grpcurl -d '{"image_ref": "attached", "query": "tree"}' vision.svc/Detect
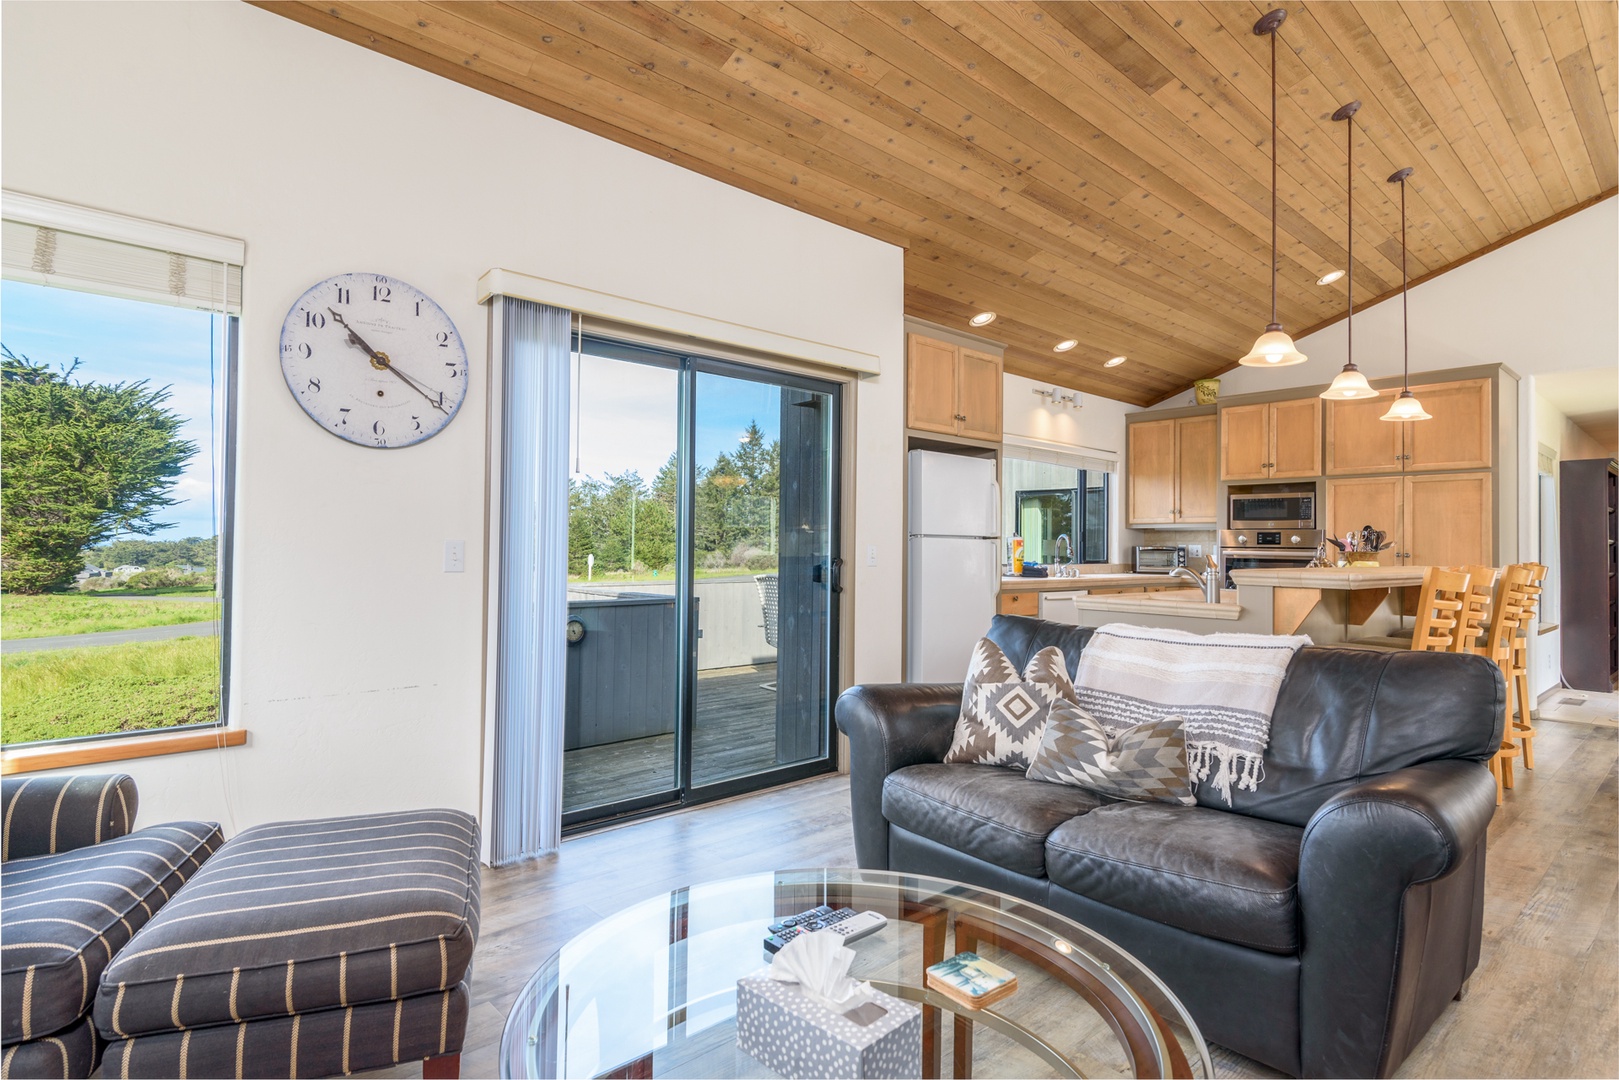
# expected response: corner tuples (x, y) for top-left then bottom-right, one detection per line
(1, 346), (197, 593)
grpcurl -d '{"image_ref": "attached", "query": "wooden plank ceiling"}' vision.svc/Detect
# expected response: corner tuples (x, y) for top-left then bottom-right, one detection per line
(260, 1), (1618, 406)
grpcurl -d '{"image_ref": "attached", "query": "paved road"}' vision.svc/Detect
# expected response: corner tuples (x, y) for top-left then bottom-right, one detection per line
(3, 620), (220, 654)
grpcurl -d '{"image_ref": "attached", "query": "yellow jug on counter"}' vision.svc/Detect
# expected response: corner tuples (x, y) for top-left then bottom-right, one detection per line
(1011, 537), (1024, 575)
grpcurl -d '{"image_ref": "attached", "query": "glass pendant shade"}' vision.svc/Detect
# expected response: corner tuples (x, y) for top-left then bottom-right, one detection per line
(1321, 364), (1375, 399)
(1381, 390), (1432, 421)
(1238, 325), (1307, 367)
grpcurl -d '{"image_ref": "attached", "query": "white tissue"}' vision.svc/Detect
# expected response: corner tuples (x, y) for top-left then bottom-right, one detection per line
(768, 929), (874, 1012)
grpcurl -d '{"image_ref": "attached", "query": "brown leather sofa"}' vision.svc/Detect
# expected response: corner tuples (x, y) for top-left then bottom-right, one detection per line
(835, 615), (1504, 1078)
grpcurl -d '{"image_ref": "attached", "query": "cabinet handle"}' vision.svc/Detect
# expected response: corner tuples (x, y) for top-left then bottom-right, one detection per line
(954, 413), (967, 421)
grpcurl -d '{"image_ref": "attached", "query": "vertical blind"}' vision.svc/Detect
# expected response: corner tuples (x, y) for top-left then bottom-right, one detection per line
(490, 298), (573, 864)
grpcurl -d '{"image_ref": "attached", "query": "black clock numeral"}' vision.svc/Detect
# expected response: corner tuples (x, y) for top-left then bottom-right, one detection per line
(305, 311), (326, 328)
(373, 285), (391, 302)
(414, 301), (422, 316)
(306, 377), (321, 394)
(436, 332), (451, 347)
(335, 287), (351, 304)
(445, 362), (459, 377)
(411, 416), (422, 432)
(297, 343), (313, 359)
(372, 420), (386, 436)
(432, 391), (445, 409)
(374, 437), (388, 447)
(338, 408), (351, 425)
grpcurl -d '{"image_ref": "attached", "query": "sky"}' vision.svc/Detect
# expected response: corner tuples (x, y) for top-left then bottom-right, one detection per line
(574, 351), (785, 484)
(2, 280), (221, 540)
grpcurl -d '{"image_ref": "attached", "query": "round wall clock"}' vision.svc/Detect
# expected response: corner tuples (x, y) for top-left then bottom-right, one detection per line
(279, 272), (469, 448)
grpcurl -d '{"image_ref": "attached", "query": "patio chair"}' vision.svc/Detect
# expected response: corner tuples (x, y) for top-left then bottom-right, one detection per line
(755, 573), (778, 692)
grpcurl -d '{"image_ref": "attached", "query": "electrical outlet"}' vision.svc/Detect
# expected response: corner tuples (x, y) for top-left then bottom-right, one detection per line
(867, 544), (878, 567)
(1188, 544), (1203, 558)
(444, 540), (465, 573)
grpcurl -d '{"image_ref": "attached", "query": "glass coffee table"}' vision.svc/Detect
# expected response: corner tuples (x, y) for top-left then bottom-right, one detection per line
(500, 868), (1210, 1079)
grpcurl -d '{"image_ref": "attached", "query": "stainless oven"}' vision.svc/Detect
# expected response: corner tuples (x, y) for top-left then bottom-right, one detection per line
(1219, 529), (1322, 588)
(1229, 488), (1316, 530)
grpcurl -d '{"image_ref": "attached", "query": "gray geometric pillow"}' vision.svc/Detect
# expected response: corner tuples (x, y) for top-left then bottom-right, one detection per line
(1026, 701), (1196, 805)
(944, 638), (1076, 770)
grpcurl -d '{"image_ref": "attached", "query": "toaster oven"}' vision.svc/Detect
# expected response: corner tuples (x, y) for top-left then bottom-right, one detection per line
(1132, 546), (1187, 573)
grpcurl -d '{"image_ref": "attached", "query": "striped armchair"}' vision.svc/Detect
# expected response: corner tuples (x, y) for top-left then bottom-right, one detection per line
(0, 775), (222, 1080)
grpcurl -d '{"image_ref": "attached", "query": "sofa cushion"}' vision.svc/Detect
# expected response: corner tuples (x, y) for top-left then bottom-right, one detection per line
(101, 984), (467, 1080)
(0, 822), (220, 1045)
(95, 809), (481, 1040)
(883, 764), (1104, 878)
(0, 1013), (99, 1080)
(1045, 802), (1302, 954)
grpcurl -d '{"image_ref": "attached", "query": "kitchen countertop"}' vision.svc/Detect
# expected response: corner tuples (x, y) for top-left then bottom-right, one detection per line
(1228, 566), (1427, 589)
(1001, 573), (1198, 591)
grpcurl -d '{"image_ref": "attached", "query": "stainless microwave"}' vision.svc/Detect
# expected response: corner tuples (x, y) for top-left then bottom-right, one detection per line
(1229, 491), (1315, 529)
(1133, 546), (1187, 573)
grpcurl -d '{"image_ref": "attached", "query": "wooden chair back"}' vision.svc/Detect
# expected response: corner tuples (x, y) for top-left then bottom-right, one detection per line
(1483, 564), (1533, 665)
(1513, 562), (1547, 640)
(1450, 565), (1498, 655)
(1409, 566), (1471, 652)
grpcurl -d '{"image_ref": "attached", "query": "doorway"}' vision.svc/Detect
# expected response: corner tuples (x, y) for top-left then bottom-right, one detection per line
(562, 337), (841, 829)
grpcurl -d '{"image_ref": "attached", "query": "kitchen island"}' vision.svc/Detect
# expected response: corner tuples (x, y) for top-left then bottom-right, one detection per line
(1054, 565), (1425, 642)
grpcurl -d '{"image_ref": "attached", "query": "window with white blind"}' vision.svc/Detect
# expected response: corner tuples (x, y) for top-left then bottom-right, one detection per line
(0, 193), (241, 749)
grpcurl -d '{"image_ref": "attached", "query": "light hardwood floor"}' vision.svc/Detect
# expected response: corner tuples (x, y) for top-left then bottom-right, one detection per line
(365, 712), (1617, 1080)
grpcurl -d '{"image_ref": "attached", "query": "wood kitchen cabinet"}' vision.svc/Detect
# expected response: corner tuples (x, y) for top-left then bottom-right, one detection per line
(1325, 378), (1491, 475)
(906, 334), (1002, 440)
(997, 589), (1040, 616)
(1220, 399), (1322, 480)
(1324, 471), (1492, 567)
(1128, 414), (1217, 526)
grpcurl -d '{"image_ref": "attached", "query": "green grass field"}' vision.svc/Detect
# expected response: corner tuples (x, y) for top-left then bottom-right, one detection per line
(1, 636), (219, 744)
(0, 592), (220, 639)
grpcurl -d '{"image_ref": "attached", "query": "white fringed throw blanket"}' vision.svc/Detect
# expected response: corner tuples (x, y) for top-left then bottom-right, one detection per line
(1072, 623), (1311, 804)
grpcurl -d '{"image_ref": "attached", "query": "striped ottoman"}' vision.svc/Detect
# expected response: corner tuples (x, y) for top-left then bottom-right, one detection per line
(92, 809), (481, 1079)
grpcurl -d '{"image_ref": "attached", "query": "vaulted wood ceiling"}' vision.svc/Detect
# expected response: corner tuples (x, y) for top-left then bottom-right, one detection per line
(260, 1), (1617, 406)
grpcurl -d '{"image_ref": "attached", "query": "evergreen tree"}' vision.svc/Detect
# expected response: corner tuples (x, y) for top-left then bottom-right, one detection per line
(1, 347), (198, 593)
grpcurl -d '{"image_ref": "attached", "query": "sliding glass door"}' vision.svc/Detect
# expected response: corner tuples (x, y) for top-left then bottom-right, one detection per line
(563, 339), (840, 828)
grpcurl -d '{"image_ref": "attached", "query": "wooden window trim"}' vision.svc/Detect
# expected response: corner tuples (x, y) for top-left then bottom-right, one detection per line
(1, 728), (247, 776)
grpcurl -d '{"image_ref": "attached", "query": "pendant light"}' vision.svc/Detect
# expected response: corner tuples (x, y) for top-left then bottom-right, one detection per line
(1239, 9), (1306, 368)
(1321, 101), (1376, 400)
(1381, 167), (1432, 421)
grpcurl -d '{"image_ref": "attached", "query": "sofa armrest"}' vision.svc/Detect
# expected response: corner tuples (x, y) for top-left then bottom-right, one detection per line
(1, 774), (138, 861)
(1297, 758), (1496, 1077)
(834, 683), (962, 870)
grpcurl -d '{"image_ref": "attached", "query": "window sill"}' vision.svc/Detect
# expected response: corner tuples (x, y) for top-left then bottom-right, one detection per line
(0, 728), (247, 776)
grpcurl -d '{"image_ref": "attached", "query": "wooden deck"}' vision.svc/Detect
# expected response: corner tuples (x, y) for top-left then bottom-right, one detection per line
(564, 663), (817, 813)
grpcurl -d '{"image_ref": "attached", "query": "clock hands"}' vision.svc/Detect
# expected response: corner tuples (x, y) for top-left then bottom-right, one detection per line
(327, 307), (449, 415)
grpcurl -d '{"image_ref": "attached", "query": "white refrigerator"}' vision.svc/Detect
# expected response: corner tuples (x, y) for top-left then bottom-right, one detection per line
(907, 449), (1001, 682)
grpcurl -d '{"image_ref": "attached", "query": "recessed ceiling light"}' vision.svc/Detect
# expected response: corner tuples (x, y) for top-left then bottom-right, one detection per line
(1317, 270), (1345, 285)
(1104, 356), (1127, 367)
(968, 311), (996, 327)
(1053, 339), (1078, 352)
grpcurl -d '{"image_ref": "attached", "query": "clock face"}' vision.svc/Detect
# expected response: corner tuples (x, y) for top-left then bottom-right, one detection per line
(279, 272), (469, 448)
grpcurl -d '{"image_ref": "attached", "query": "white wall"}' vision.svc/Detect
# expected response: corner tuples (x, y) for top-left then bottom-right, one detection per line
(1, 1), (904, 833)
(1002, 373), (1139, 563)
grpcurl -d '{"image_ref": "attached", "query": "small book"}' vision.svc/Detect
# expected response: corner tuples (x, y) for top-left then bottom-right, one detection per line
(925, 951), (1017, 1010)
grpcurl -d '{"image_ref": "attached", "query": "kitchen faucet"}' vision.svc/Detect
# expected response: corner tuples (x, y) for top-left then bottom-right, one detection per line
(1168, 554), (1223, 604)
(1054, 533), (1072, 565)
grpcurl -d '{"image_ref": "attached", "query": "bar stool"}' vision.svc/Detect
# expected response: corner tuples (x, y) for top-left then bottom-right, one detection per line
(1480, 565), (1532, 804)
(1451, 565), (1498, 655)
(1353, 566), (1470, 651)
(1508, 563), (1547, 768)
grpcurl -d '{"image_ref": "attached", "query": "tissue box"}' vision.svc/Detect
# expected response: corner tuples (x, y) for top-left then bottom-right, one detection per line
(735, 971), (922, 1079)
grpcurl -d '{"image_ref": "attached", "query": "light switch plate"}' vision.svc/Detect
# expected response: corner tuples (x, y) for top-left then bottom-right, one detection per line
(444, 540), (465, 573)
(867, 544), (878, 567)
(1188, 544), (1203, 558)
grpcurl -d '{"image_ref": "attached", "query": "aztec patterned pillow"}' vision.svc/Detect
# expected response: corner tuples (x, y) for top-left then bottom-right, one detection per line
(1026, 700), (1196, 805)
(944, 638), (1077, 769)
